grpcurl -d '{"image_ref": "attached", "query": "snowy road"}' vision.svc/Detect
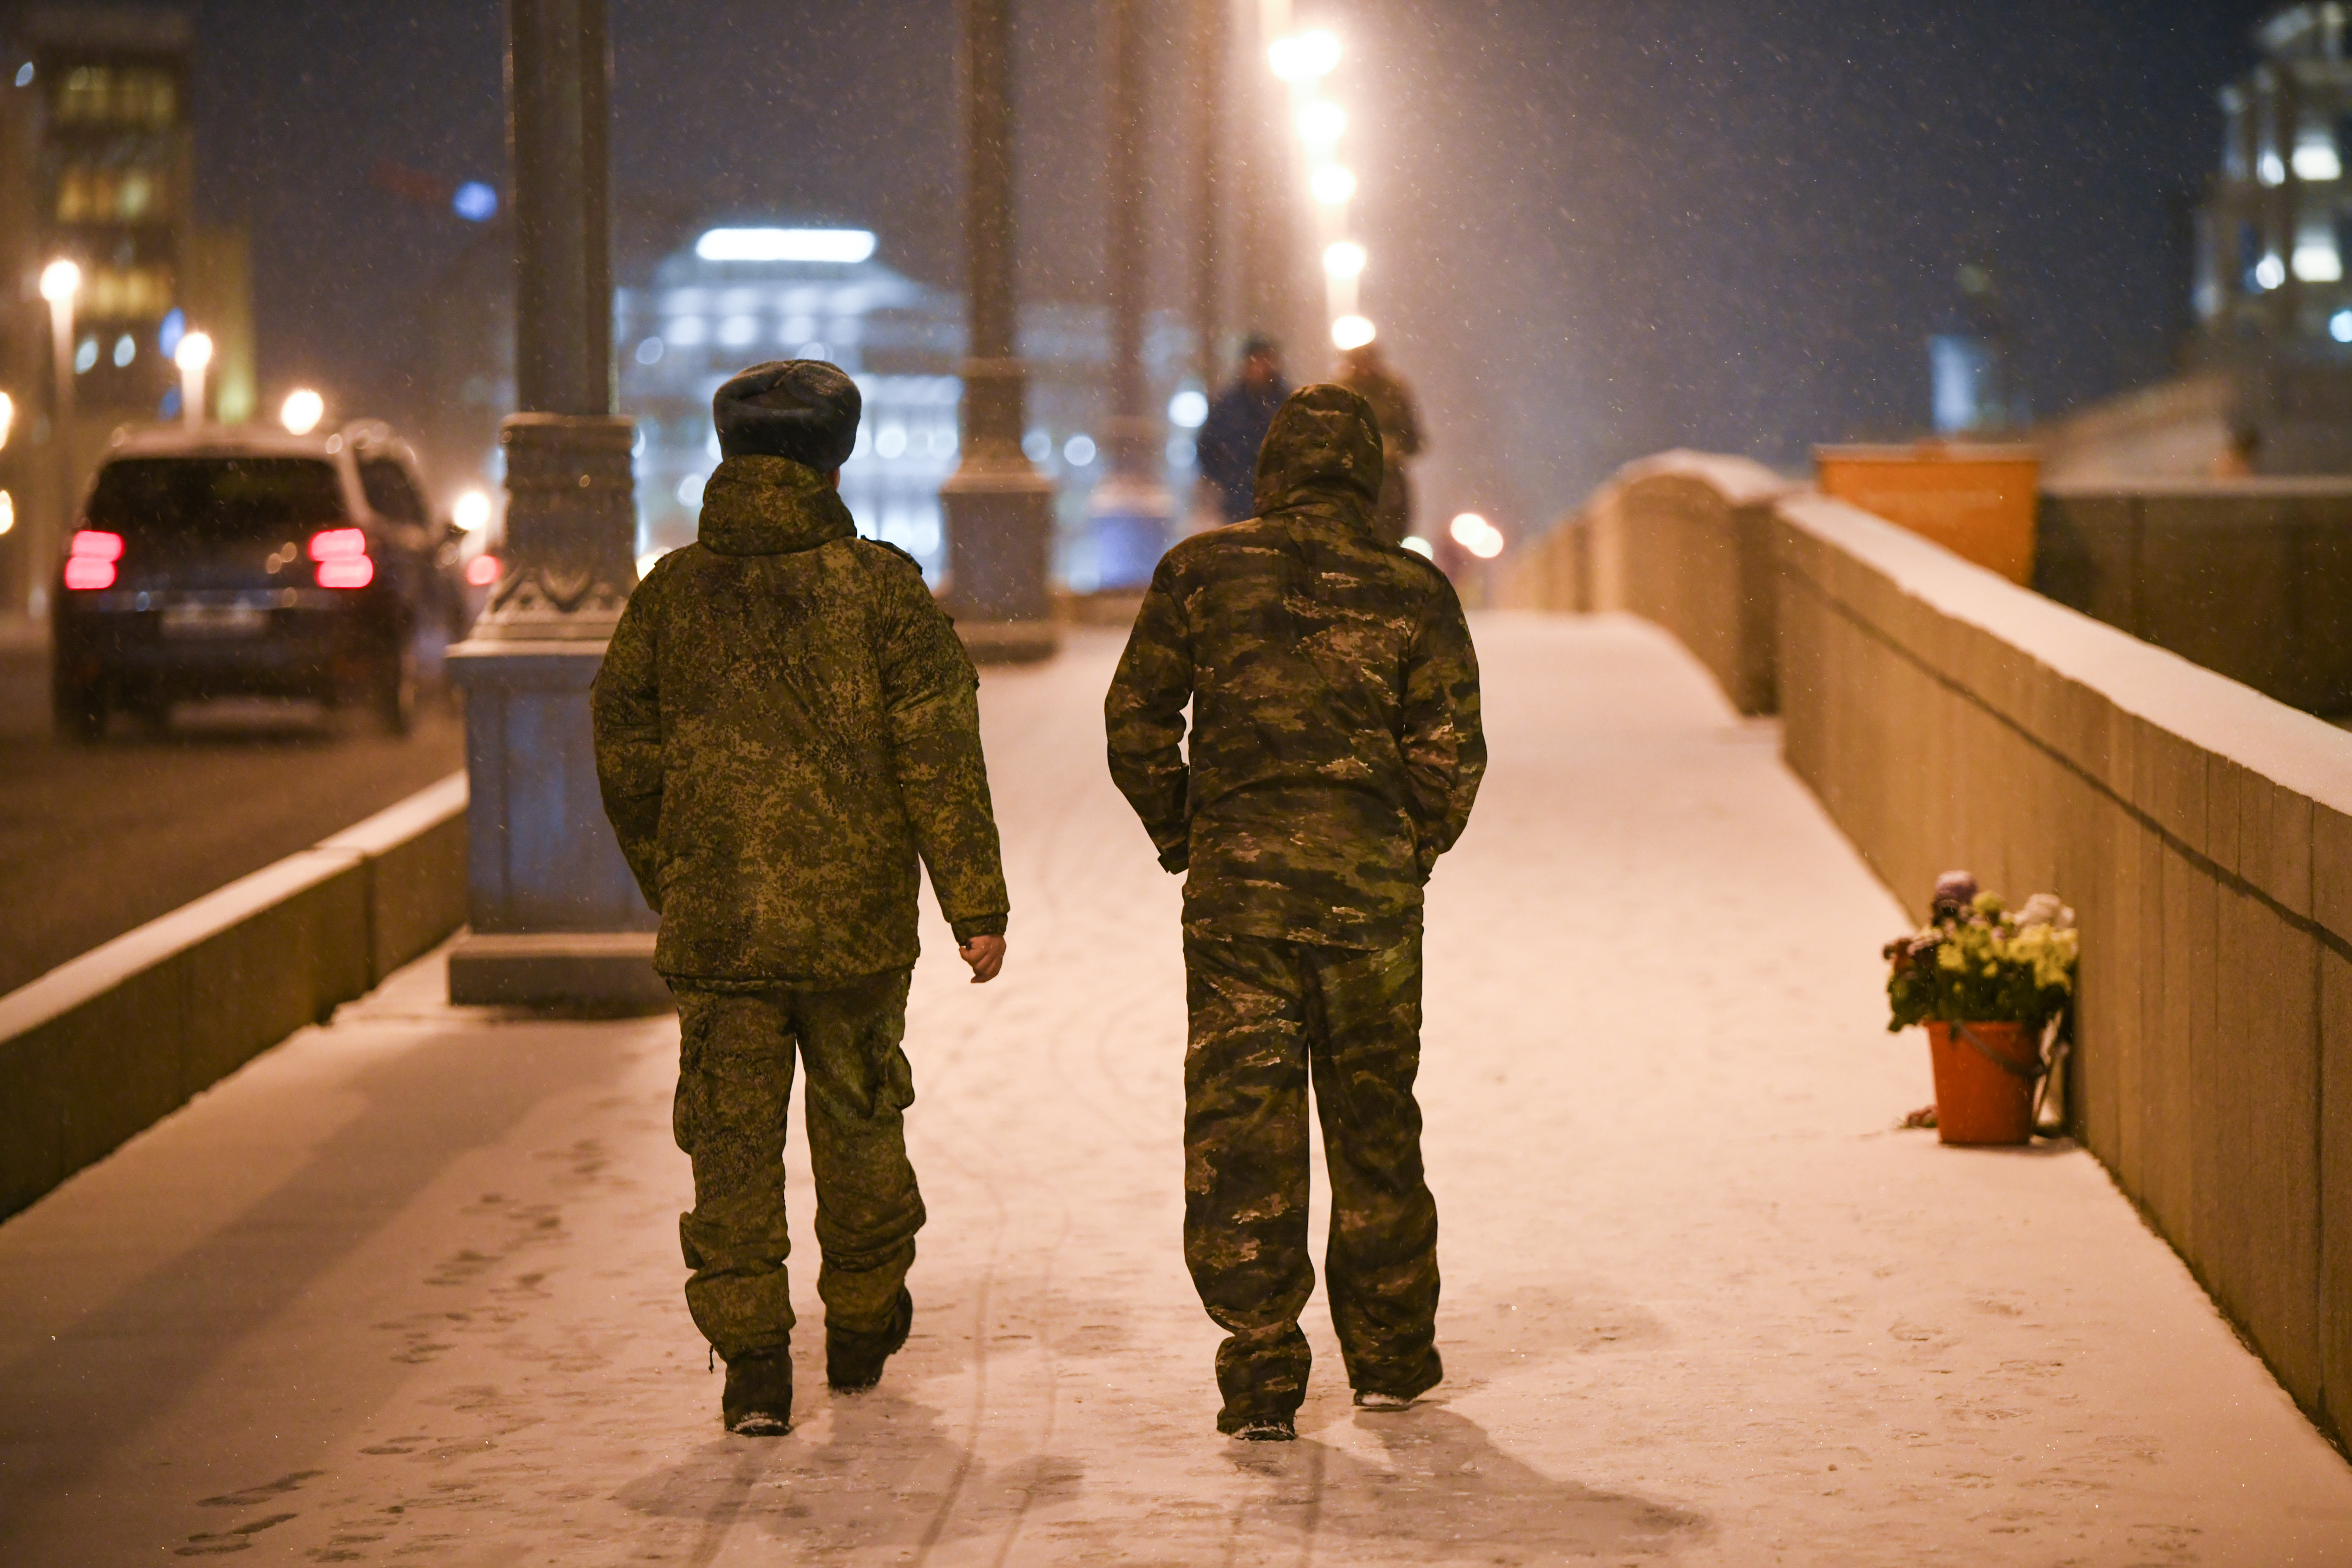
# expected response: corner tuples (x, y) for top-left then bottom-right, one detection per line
(3, 615), (2348, 1566)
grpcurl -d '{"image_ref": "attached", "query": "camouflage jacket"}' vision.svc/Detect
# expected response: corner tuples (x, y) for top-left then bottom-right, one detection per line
(592, 456), (1008, 985)
(1104, 385), (1485, 948)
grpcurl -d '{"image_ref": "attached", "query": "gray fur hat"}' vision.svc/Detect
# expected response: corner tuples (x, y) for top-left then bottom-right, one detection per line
(713, 359), (862, 470)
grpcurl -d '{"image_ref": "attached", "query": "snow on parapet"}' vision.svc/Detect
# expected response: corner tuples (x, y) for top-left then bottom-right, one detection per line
(1609, 450), (1795, 509)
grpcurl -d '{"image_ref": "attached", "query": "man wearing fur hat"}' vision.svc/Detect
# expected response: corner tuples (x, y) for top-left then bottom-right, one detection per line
(592, 359), (1010, 1437)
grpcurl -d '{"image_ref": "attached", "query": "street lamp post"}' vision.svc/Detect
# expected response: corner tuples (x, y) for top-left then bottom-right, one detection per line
(445, 0), (662, 1009)
(174, 331), (212, 429)
(38, 260), (81, 618)
(940, 0), (1058, 661)
(1087, 0), (1174, 588)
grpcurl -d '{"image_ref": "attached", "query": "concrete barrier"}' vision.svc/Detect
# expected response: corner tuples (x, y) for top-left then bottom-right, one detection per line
(1559, 450), (2352, 1448)
(1504, 451), (1790, 713)
(1776, 492), (2352, 1446)
(0, 773), (468, 1220)
(2037, 478), (2352, 718)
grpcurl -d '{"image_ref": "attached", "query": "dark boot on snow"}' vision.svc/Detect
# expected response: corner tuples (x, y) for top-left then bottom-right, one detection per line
(722, 1348), (794, 1436)
(827, 1287), (913, 1392)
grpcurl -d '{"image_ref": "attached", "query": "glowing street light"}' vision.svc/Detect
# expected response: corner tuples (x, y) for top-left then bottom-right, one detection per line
(175, 330), (213, 429)
(1310, 165), (1357, 206)
(1331, 314), (1377, 350)
(0, 390), (12, 451)
(1450, 511), (1506, 559)
(1298, 100), (1347, 148)
(1323, 241), (1367, 279)
(1268, 29), (1341, 83)
(280, 387), (325, 435)
(452, 488), (493, 533)
(39, 259), (81, 306)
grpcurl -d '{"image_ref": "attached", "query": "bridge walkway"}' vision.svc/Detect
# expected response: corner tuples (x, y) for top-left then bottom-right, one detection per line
(2, 616), (2347, 1565)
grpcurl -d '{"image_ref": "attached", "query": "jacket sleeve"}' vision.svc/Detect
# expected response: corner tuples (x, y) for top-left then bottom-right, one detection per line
(1398, 577), (1485, 877)
(590, 583), (666, 912)
(873, 558), (1010, 944)
(1104, 560), (1195, 872)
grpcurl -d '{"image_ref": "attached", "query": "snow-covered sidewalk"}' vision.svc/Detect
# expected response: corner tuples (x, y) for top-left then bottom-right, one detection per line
(3, 614), (2347, 1566)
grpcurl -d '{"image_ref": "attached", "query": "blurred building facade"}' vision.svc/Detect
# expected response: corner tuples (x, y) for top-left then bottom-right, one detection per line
(424, 221), (1198, 590)
(0, 3), (253, 615)
(2045, 2), (2352, 479)
(2174, 2), (2352, 472)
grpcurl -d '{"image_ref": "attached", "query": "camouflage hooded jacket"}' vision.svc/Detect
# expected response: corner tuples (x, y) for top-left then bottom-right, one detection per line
(1104, 384), (1485, 948)
(592, 456), (1008, 985)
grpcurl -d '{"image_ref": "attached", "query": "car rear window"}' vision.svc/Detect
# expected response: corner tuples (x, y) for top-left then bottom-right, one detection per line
(86, 457), (346, 544)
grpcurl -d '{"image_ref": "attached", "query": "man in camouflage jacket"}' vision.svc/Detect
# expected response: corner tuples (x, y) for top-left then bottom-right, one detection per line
(593, 360), (1010, 1437)
(1104, 383), (1485, 1439)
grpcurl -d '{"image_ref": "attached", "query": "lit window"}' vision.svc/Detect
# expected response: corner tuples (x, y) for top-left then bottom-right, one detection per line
(2261, 151), (2288, 186)
(2297, 143), (2343, 181)
(666, 316), (708, 347)
(2256, 253), (2287, 290)
(718, 314), (759, 348)
(74, 336), (97, 373)
(876, 423), (908, 459)
(1022, 430), (1052, 463)
(2295, 238), (2343, 282)
(1064, 434), (1097, 466)
(112, 333), (133, 366)
(2331, 310), (2352, 343)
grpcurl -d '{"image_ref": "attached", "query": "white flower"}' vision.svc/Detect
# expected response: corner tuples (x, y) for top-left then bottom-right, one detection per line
(2016, 892), (2074, 931)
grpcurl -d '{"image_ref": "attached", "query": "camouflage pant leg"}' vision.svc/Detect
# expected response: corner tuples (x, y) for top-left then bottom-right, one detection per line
(1182, 931), (1441, 1429)
(1307, 937), (1442, 1400)
(673, 988), (799, 1360)
(790, 969), (927, 1336)
(671, 971), (924, 1359)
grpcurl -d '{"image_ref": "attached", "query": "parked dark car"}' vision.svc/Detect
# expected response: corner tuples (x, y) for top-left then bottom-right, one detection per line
(51, 422), (463, 740)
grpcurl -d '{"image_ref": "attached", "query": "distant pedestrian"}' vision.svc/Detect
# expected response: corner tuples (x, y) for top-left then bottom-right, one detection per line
(1105, 383), (1486, 1441)
(1196, 333), (1292, 524)
(592, 360), (1011, 1437)
(1338, 339), (1425, 547)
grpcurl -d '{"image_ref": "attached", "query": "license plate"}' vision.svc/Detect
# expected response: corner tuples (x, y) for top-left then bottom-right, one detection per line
(161, 602), (269, 637)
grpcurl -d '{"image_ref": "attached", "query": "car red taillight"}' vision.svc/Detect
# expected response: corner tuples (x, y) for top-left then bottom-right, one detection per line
(465, 553), (500, 587)
(309, 527), (375, 590)
(64, 530), (123, 591)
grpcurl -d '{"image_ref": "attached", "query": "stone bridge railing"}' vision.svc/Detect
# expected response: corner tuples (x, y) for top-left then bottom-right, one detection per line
(1508, 453), (2352, 1452)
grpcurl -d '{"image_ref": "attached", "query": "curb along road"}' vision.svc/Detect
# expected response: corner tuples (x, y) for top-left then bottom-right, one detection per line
(0, 772), (469, 1220)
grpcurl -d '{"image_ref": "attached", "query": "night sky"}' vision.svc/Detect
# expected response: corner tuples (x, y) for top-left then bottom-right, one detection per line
(178, 0), (2277, 536)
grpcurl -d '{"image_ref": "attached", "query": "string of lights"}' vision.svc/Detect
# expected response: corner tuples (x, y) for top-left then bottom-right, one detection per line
(1263, 11), (1372, 352)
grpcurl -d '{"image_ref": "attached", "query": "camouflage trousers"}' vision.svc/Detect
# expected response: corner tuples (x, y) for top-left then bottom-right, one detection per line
(1181, 931), (1442, 1432)
(671, 971), (925, 1362)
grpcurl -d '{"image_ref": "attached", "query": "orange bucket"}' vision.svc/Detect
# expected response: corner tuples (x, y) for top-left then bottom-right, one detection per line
(1926, 1022), (2040, 1145)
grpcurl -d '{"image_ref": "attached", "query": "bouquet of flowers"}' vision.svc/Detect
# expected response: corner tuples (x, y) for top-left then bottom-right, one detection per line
(1883, 871), (2077, 1033)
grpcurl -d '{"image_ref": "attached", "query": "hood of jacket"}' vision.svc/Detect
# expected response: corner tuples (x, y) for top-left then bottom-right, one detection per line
(696, 455), (858, 556)
(1250, 383), (1385, 524)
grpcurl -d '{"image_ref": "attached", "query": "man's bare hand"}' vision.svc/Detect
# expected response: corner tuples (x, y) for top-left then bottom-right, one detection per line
(958, 935), (1006, 984)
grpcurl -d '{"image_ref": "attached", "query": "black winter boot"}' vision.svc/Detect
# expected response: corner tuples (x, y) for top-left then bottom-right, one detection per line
(827, 1287), (913, 1392)
(722, 1348), (794, 1435)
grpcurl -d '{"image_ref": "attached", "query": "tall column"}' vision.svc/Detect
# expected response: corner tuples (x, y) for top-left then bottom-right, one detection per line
(1087, 0), (1173, 587)
(1192, 0), (1225, 386)
(1188, 0), (1228, 533)
(941, 0), (1060, 661)
(445, 0), (664, 1009)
